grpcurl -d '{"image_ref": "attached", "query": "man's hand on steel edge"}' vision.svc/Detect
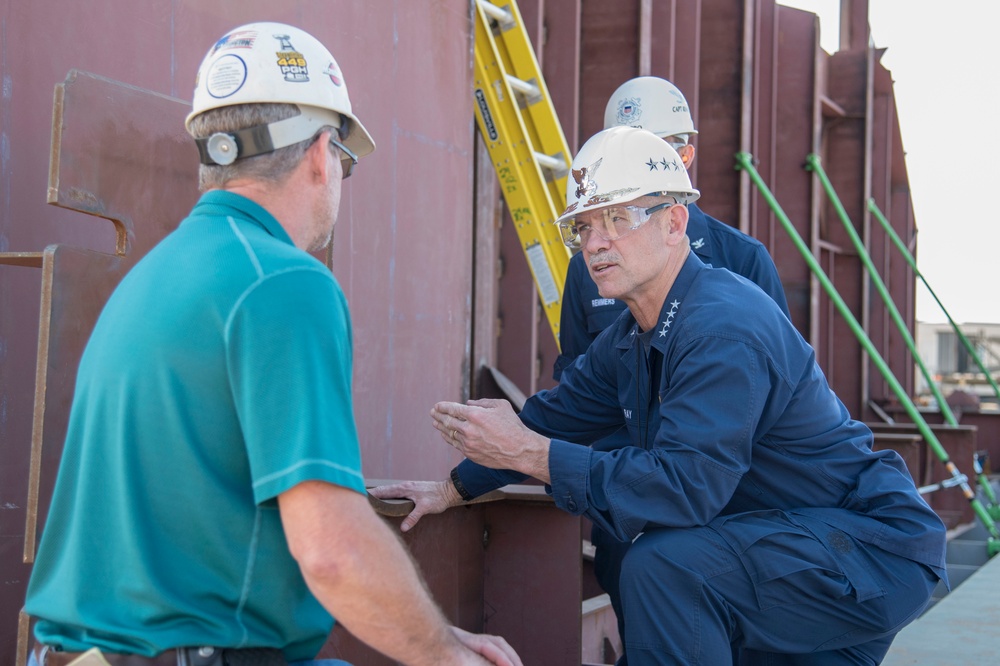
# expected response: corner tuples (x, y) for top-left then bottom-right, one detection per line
(452, 626), (523, 666)
(368, 480), (463, 532)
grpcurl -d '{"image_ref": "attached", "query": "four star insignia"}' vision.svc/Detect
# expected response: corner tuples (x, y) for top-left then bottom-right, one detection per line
(658, 299), (681, 337)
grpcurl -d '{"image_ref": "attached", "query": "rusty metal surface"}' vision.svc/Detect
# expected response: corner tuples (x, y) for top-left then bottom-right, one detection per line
(868, 61), (916, 406)
(22, 246), (123, 564)
(19, 71), (196, 567)
(484, 499), (582, 663)
(331, 486), (577, 665)
(770, 6), (821, 333)
(322, 503), (490, 665)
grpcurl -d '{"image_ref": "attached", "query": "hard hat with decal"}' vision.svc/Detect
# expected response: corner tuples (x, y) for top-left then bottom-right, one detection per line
(556, 126), (700, 229)
(187, 22), (375, 165)
(603, 76), (697, 139)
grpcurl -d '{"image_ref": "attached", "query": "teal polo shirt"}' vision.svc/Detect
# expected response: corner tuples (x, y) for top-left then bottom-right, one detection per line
(25, 191), (365, 660)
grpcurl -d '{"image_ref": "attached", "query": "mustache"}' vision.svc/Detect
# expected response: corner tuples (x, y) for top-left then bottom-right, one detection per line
(588, 252), (620, 266)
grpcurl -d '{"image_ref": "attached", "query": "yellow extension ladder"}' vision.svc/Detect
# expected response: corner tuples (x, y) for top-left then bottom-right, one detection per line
(473, 0), (573, 346)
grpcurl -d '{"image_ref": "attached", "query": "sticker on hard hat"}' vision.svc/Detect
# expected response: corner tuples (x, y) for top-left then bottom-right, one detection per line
(323, 61), (343, 87)
(273, 34), (309, 82)
(616, 97), (642, 125)
(210, 30), (259, 56)
(206, 54), (248, 99)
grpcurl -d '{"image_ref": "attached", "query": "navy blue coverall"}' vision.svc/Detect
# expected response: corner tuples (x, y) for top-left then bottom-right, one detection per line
(551, 202), (794, 650)
(455, 253), (946, 664)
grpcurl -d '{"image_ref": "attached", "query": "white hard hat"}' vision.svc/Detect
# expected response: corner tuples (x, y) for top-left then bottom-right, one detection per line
(556, 126), (700, 228)
(603, 76), (697, 139)
(187, 22), (375, 165)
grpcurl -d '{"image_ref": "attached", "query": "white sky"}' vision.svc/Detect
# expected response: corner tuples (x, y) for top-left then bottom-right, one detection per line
(777, 0), (1000, 325)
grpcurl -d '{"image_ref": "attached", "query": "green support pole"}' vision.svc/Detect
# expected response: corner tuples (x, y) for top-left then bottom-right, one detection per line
(868, 199), (1000, 402)
(734, 151), (1000, 554)
(805, 154), (958, 428)
(868, 198), (1000, 516)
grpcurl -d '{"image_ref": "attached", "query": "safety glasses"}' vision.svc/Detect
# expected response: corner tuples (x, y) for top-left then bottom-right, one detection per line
(558, 201), (676, 248)
(328, 136), (358, 179)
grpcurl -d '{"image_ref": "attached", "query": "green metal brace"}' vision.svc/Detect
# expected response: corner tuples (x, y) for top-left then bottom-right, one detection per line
(804, 155), (958, 426)
(868, 199), (1000, 518)
(734, 151), (1000, 556)
(807, 154), (1000, 521)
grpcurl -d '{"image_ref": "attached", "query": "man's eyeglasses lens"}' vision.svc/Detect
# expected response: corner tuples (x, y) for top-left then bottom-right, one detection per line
(559, 202), (672, 248)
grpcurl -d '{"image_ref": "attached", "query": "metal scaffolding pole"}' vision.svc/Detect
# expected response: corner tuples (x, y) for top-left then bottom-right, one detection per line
(735, 151), (1000, 553)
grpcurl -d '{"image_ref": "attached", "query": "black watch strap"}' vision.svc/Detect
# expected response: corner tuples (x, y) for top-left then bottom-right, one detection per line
(450, 467), (474, 501)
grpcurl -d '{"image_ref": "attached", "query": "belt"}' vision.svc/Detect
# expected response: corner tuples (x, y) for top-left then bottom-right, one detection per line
(33, 645), (286, 666)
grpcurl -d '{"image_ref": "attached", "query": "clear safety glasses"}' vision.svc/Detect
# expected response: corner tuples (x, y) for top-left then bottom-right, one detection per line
(329, 136), (358, 179)
(558, 201), (676, 249)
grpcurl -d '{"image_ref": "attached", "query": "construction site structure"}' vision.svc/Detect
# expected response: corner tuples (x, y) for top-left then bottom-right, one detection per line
(3, 1), (1000, 664)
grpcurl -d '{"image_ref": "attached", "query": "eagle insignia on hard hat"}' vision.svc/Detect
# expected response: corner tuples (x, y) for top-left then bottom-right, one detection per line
(616, 97), (642, 125)
(573, 158), (603, 199)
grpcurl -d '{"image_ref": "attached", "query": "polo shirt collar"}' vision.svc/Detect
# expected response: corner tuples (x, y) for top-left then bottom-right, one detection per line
(192, 190), (295, 247)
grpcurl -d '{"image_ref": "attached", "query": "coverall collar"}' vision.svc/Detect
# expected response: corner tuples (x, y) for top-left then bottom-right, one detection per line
(615, 252), (708, 377)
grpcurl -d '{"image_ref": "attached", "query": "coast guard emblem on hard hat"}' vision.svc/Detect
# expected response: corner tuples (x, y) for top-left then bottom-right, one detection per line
(273, 34), (309, 82)
(573, 158), (602, 198)
(616, 97), (642, 125)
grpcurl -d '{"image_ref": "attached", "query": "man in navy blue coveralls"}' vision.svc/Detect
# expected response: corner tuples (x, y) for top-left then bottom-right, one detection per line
(372, 126), (946, 665)
(554, 78), (793, 648)
(555, 76), (789, 380)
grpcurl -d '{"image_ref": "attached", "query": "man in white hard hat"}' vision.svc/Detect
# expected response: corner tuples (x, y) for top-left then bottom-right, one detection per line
(552, 77), (793, 647)
(372, 127), (945, 665)
(555, 76), (789, 381)
(24, 22), (520, 666)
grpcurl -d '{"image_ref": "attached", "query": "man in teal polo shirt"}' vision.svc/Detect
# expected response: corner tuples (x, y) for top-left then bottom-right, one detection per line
(24, 22), (520, 666)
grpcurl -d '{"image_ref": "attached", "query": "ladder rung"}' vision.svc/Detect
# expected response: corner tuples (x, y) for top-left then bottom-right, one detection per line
(506, 74), (539, 99)
(534, 152), (564, 172)
(478, 0), (514, 28)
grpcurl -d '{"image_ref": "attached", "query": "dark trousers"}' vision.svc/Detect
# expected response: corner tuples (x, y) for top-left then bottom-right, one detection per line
(593, 511), (939, 665)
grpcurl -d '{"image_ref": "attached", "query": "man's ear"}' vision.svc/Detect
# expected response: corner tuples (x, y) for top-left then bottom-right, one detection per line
(678, 144), (696, 170)
(307, 130), (334, 183)
(666, 203), (689, 245)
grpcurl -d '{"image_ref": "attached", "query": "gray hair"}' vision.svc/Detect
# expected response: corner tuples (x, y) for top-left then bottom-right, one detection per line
(188, 103), (333, 191)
